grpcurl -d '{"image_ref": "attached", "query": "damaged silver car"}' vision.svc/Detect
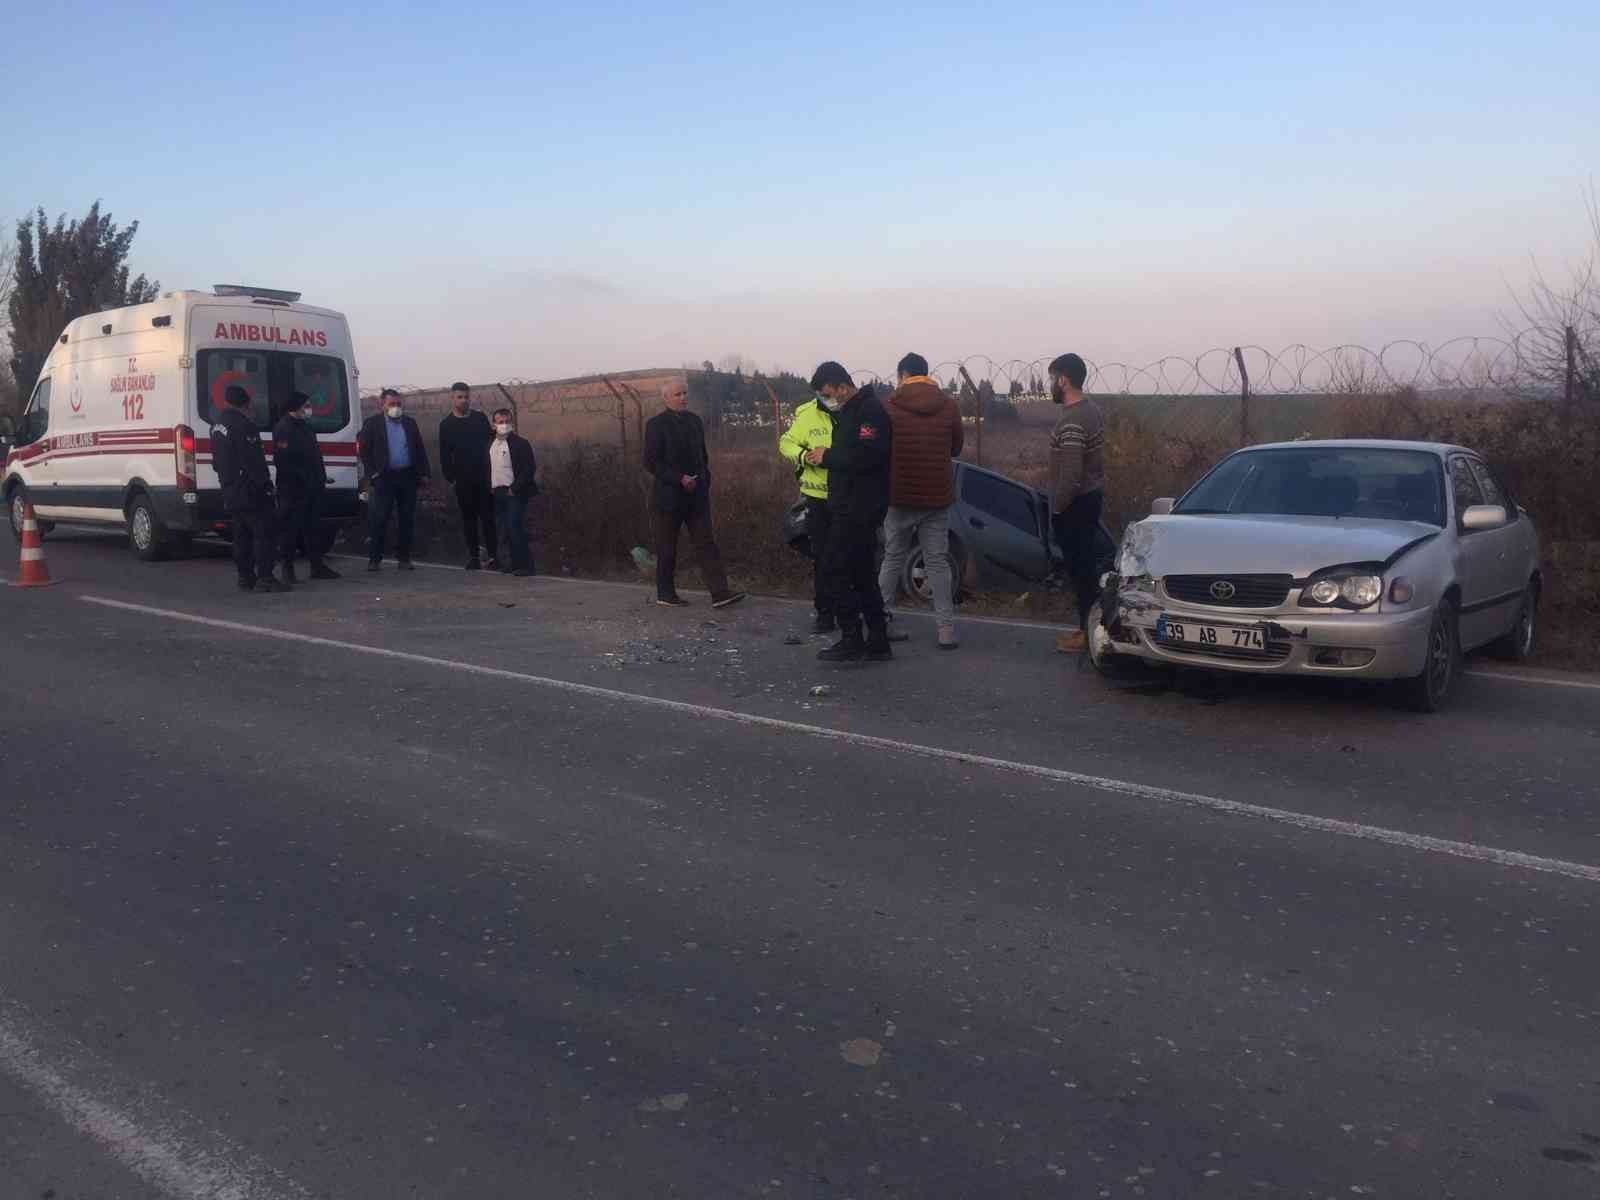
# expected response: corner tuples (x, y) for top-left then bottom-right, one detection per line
(1090, 440), (1540, 711)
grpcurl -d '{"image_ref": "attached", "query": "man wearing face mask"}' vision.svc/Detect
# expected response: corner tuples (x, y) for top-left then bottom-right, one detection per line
(358, 388), (431, 572)
(777, 384), (836, 632)
(438, 381), (498, 571)
(488, 408), (539, 576)
(272, 390), (340, 583)
(211, 384), (287, 592)
(804, 362), (893, 662)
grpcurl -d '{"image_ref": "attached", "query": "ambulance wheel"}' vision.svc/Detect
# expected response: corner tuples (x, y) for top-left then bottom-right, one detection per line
(7, 487), (28, 543)
(127, 493), (169, 562)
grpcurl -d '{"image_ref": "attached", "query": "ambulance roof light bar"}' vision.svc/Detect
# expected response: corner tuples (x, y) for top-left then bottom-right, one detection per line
(213, 284), (302, 303)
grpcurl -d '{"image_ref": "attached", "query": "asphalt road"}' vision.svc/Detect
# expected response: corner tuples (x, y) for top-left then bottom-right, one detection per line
(3, 529), (1599, 1199)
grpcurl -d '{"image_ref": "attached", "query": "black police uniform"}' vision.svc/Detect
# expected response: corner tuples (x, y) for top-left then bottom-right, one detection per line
(272, 413), (333, 576)
(210, 406), (279, 588)
(819, 385), (893, 653)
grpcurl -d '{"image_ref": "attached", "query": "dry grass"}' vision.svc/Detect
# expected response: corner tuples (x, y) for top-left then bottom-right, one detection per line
(387, 394), (1599, 668)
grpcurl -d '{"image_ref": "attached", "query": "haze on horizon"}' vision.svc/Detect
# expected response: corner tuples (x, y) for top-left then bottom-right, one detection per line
(4, 0), (1595, 389)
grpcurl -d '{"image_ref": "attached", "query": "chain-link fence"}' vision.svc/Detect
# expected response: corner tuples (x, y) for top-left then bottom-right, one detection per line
(363, 325), (1595, 468)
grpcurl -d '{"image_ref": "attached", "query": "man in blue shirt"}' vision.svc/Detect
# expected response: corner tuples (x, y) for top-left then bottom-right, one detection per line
(358, 388), (431, 571)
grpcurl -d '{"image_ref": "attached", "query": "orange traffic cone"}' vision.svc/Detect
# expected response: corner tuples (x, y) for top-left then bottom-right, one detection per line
(13, 500), (55, 587)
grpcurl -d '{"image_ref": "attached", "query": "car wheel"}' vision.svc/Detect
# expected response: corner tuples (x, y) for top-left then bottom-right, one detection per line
(1488, 583), (1537, 662)
(126, 493), (168, 562)
(902, 537), (967, 606)
(1398, 599), (1460, 713)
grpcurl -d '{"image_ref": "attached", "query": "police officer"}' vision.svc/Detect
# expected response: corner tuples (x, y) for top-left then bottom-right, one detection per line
(777, 382), (836, 633)
(273, 390), (340, 583)
(211, 384), (288, 593)
(804, 362), (893, 662)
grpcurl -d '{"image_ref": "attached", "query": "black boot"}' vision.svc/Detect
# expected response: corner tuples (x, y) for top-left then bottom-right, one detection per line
(817, 622), (866, 663)
(282, 563), (299, 586)
(309, 561), (341, 580)
(865, 625), (894, 662)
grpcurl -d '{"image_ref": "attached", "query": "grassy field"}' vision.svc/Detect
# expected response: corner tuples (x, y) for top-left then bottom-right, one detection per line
(368, 391), (1600, 669)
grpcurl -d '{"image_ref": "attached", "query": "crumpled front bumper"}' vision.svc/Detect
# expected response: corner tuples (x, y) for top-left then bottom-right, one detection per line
(1095, 575), (1432, 680)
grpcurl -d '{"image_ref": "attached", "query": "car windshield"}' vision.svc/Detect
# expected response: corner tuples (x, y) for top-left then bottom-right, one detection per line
(1175, 447), (1446, 526)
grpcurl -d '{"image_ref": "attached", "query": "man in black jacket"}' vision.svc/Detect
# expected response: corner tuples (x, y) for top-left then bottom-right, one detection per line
(272, 391), (340, 583)
(438, 381), (498, 570)
(640, 379), (746, 608)
(804, 362), (892, 661)
(358, 388), (431, 571)
(488, 408), (539, 576)
(211, 385), (288, 593)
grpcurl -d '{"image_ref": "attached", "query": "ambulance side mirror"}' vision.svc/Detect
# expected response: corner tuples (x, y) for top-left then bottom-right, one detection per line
(0, 415), (14, 448)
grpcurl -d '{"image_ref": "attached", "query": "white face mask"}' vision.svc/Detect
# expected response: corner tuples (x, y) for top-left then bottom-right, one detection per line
(293, 408), (311, 421)
(385, 405), (402, 419)
(494, 424), (511, 437)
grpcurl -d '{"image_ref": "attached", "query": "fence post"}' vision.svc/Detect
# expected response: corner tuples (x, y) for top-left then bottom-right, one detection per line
(621, 381), (645, 450)
(1565, 325), (1577, 421)
(957, 365), (983, 466)
(494, 383), (517, 426)
(1233, 346), (1251, 446)
(762, 379), (782, 430)
(599, 375), (629, 458)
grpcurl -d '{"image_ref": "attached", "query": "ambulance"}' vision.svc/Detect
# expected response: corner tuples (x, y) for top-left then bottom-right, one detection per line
(2, 285), (361, 560)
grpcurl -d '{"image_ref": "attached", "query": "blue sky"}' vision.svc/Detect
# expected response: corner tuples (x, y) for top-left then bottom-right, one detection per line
(3, 0), (1595, 386)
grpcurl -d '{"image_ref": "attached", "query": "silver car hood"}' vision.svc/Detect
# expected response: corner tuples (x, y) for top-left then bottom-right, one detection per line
(1118, 514), (1441, 579)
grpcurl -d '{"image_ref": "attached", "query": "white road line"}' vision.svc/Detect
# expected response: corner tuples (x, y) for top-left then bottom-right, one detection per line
(81, 593), (1600, 884)
(1464, 669), (1600, 692)
(0, 996), (307, 1200)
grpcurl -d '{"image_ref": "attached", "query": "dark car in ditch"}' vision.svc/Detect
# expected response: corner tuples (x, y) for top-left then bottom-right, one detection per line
(785, 459), (1116, 604)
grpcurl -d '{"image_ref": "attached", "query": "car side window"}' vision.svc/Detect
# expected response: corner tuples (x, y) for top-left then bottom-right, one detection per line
(1449, 456), (1483, 525)
(1469, 459), (1513, 517)
(960, 468), (1040, 536)
(19, 376), (51, 445)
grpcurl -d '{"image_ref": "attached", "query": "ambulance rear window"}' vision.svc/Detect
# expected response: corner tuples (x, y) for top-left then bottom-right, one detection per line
(197, 350), (350, 434)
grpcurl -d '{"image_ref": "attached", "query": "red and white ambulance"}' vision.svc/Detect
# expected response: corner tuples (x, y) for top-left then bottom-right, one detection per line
(2, 285), (361, 559)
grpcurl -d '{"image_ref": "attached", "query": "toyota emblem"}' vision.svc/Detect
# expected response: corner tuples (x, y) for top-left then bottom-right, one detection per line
(1209, 580), (1237, 601)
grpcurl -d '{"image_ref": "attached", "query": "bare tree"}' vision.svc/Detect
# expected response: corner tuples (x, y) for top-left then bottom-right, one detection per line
(1505, 182), (1599, 407)
(0, 238), (16, 417)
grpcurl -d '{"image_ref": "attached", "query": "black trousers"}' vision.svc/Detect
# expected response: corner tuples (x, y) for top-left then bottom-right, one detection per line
(455, 479), (497, 560)
(278, 488), (325, 567)
(1052, 488), (1104, 628)
(821, 509), (885, 632)
(232, 500), (278, 584)
(652, 503), (730, 600)
(368, 469), (419, 563)
(804, 497), (833, 615)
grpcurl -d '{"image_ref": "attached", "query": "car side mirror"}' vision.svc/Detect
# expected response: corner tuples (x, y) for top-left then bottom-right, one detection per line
(1461, 504), (1507, 530)
(1150, 497), (1175, 515)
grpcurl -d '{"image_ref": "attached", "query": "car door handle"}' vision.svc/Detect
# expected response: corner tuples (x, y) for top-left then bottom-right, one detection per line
(968, 517), (986, 529)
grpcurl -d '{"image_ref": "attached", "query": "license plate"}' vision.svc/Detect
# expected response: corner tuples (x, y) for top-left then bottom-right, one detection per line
(1156, 615), (1267, 652)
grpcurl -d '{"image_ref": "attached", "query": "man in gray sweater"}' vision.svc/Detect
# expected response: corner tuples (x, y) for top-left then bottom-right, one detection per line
(1047, 353), (1105, 654)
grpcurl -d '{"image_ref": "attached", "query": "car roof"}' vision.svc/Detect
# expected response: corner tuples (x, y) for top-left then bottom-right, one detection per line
(1238, 438), (1472, 457)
